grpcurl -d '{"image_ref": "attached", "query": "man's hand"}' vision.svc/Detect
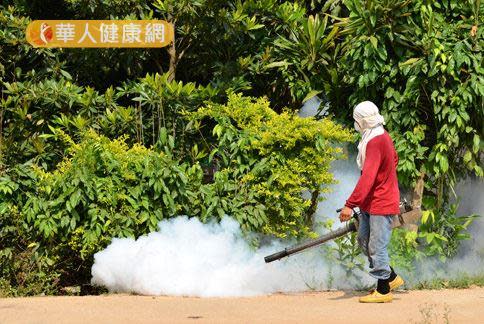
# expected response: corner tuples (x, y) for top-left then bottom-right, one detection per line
(339, 206), (353, 222)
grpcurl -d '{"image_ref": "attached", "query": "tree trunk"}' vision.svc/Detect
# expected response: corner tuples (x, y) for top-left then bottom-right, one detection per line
(412, 170), (425, 209)
(306, 189), (320, 228)
(167, 41), (177, 82)
(404, 170), (425, 232)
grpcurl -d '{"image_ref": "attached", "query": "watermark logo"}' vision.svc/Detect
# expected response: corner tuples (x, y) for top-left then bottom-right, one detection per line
(28, 22), (53, 45)
(26, 20), (174, 48)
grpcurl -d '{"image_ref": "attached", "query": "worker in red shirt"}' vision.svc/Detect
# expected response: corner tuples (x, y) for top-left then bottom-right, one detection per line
(339, 101), (404, 303)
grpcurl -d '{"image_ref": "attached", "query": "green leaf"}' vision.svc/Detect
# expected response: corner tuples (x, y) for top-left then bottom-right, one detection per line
(439, 155), (449, 173)
(421, 210), (433, 224)
(60, 69), (73, 80)
(425, 233), (435, 243)
(302, 90), (322, 103)
(399, 58), (421, 66)
(264, 61), (291, 69)
(473, 134), (480, 153)
(369, 36), (378, 49)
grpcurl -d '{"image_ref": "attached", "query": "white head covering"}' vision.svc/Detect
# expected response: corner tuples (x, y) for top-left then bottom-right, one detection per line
(353, 101), (385, 169)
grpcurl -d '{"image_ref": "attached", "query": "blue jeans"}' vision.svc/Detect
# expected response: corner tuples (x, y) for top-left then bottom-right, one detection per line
(357, 212), (394, 280)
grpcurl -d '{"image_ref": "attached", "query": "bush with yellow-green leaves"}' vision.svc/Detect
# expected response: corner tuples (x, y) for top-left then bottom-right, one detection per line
(191, 93), (352, 237)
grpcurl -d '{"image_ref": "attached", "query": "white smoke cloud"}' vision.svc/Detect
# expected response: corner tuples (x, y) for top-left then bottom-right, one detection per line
(446, 179), (484, 275)
(408, 179), (484, 284)
(455, 178), (484, 259)
(91, 159), (374, 297)
(91, 216), (364, 297)
(314, 158), (359, 230)
(298, 95), (329, 118)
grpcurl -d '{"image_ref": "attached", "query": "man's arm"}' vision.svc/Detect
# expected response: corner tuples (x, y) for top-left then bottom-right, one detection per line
(340, 141), (382, 221)
(346, 141), (382, 207)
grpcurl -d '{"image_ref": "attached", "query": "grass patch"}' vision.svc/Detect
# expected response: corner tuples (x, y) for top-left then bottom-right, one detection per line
(413, 274), (484, 290)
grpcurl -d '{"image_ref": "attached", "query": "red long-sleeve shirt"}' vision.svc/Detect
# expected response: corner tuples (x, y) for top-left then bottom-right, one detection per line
(345, 131), (400, 215)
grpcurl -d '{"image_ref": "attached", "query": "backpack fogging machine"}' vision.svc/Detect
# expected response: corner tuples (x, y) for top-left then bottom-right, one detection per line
(264, 201), (422, 263)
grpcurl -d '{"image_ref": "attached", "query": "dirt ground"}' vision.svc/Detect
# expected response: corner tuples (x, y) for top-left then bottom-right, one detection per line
(1, 287), (483, 324)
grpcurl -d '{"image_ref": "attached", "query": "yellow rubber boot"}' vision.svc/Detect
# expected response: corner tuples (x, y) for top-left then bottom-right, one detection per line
(389, 275), (405, 291)
(359, 290), (393, 303)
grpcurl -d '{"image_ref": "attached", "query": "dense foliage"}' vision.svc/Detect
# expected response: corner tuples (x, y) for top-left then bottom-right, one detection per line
(191, 94), (352, 236)
(0, 0), (482, 295)
(0, 94), (350, 294)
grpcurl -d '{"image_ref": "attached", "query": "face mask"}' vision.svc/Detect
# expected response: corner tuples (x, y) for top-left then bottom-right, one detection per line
(354, 121), (362, 133)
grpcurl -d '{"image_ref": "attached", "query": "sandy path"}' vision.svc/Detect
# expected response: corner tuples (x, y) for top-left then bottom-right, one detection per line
(1, 288), (483, 324)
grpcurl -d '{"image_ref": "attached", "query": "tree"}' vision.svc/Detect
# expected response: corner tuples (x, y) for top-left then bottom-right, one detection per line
(336, 0), (483, 201)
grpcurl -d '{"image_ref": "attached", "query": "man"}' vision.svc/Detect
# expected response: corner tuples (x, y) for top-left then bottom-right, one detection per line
(339, 101), (404, 303)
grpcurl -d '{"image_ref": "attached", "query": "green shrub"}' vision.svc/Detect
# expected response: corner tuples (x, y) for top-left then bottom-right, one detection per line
(418, 204), (478, 260)
(1, 73), (219, 168)
(0, 130), (205, 292)
(0, 188), (60, 296)
(191, 93), (352, 237)
(24, 130), (204, 255)
(389, 228), (422, 274)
